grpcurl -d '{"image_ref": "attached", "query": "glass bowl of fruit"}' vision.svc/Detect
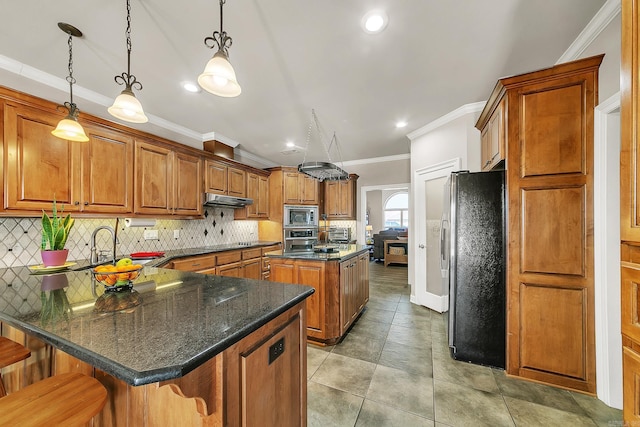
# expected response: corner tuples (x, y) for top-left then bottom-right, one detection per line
(91, 258), (143, 293)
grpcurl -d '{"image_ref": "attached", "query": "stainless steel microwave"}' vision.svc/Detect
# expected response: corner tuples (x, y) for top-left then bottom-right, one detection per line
(284, 205), (319, 228)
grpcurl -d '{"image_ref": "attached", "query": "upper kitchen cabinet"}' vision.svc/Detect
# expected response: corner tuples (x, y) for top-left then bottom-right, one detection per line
(204, 158), (246, 198)
(476, 98), (505, 171)
(3, 100), (133, 214)
(324, 174), (358, 219)
(485, 54), (603, 394)
(282, 168), (319, 205)
(134, 140), (202, 217)
(235, 171), (270, 220)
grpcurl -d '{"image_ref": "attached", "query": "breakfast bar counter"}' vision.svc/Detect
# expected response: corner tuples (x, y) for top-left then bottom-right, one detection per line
(0, 266), (313, 426)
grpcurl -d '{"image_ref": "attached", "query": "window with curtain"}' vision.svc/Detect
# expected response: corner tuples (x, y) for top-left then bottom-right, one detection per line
(384, 192), (409, 228)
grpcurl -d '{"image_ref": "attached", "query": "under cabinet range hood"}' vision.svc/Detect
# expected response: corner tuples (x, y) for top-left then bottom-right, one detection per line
(203, 193), (253, 208)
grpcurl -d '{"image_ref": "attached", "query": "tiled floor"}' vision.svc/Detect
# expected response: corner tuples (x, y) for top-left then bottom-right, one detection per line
(306, 261), (623, 426)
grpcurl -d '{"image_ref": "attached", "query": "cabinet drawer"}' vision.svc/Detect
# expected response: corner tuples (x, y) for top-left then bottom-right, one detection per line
(216, 250), (242, 265)
(170, 254), (216, 272)
(242, 248), (262, 260)
(261, 244), (281, 255)
(262, 257), (271, 272)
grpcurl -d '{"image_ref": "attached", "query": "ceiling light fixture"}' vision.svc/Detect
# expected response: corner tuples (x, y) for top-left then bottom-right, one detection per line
(108, 0), (148, 123)
(182, 82), (201, 93)
(51, 23), (89, 142)
(362, 10), (388, 34)
(395, 120), (408, 128)
(198, 0), (241, 97)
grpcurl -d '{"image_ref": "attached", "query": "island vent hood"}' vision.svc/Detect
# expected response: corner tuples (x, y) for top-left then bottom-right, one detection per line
(204, 193), (253, 208)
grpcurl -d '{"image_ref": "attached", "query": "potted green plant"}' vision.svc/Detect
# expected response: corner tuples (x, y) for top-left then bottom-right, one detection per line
(41, 199), (74, 267)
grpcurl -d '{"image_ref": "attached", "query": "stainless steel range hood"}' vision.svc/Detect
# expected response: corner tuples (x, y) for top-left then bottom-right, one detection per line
(203, 193), (253, 208)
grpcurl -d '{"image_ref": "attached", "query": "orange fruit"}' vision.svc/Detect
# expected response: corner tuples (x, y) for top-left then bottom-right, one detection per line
(117, 273), (130, 281)
(105, 276), (117, 285)
(128, 271), (139, 280)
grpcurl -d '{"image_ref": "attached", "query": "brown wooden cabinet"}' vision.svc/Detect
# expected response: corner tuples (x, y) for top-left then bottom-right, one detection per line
(3, 101), (134, 214)
(324, 174), (358, 219)
(283, 169), (319, 205)
(269, 252), (369, 345)
(235, 171), (270, 220)
(623, 1), (640, 417)
(134, 140), (202, 216)
(477, 55), (603, 394)
(478, 98), (505, 171)
(204, 158), (246, 198)
(165, 247), (265, 280)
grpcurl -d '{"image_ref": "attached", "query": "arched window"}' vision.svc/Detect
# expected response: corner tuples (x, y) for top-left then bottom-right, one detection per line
(384, 192), (409, 228)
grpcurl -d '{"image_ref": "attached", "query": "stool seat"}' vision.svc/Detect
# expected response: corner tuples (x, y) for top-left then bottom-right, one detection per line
(0, 337), (31, 397)
(0, 337), (31, 369)
(0, 372), (107, 426)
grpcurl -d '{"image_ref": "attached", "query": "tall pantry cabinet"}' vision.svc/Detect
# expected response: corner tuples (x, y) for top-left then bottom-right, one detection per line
(478, 55), (603, 395)
(621, 0), (640, 421)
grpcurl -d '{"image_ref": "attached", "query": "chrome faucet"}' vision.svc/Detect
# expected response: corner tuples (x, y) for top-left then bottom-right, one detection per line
(90, 226), (117, 265)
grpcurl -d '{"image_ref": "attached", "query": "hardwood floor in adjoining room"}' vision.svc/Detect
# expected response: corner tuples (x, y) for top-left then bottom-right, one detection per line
(306, 261), (622, 426)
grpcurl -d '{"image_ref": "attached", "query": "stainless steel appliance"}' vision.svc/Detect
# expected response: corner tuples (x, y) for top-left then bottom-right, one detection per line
(442, 170), (505, 369)
(284, 228), (318, 252)
(284, 205), (318, 228)
(328, 227), (351, 243)
(204, 193), (253, 208)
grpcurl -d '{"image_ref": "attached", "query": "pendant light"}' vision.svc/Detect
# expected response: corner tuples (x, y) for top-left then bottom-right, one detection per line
(198, 0), (242, 97)
(108, 0), (148, 123)
(51, 23), (89, 142)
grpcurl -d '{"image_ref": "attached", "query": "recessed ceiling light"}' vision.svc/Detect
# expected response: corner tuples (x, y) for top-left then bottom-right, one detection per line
(396, 120), (408, 128)
(362, 10), (388, 34)
(286, 141), (295, 148)
(182, 82), (201, 93)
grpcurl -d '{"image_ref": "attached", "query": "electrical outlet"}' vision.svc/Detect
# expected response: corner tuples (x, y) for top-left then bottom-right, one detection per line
(143, 229), (159, 240)
(173, 230), (180, 239)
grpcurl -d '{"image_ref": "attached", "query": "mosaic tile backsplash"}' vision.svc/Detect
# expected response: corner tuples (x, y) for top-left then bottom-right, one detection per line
(0, 207), (259, 268)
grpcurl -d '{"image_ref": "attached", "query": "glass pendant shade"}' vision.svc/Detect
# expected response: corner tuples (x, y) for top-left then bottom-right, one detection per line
(198, 50), (241, 97)
(108, 88), (148, 123)
(51, 116), (89, 142)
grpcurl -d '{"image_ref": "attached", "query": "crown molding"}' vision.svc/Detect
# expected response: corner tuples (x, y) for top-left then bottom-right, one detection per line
(340, 153), (411, 167)
(234, 148), (279, 168)
(556, 0), (621, 64)
(202, 132), (240, 148)
(406, 101), (486, 141)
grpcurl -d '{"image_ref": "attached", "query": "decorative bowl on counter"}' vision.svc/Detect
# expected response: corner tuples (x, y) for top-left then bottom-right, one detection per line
(91, 263), (143, 292)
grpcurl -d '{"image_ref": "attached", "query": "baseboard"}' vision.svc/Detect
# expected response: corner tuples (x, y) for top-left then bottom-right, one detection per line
(410, 292), (448, 313)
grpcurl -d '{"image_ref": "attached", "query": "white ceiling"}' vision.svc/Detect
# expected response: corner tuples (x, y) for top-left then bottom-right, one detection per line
(0, 0), (606, 167)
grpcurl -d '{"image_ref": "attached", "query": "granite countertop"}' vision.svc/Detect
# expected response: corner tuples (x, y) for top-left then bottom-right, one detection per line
(266, 244), (370, 261)
(0, 265), (313, 386)
(70, 241), (281, 271)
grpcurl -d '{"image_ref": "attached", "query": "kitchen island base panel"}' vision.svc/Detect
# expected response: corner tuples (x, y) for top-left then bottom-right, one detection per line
(0, 300), (307, 427)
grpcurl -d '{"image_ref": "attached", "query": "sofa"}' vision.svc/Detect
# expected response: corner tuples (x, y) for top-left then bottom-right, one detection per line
(372, 229), (407, 261)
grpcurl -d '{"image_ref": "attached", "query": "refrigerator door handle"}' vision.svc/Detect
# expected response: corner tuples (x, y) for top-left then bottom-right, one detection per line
(440, 217), (448, 274)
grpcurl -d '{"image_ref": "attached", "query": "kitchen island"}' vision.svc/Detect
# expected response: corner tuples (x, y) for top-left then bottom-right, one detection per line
(266, 245), (370, 345)
(0, 265), (313, 426)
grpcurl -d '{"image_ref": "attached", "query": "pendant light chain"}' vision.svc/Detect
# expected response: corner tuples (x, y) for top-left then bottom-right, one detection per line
(126, 0), (132, 75)
(204, 0), (232, 55)
(65, 33), (79, 117)
(114, 0), (142, 91)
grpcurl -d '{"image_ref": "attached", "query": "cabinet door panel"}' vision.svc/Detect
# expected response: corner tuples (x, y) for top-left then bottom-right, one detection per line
(173, 152), (202, 216)
(241, 315), (301, 426)
(242, 258), (262, 279)
(283, 172), (300, 204)
(134, 141), (172, 214)
(227, 167), (246, 197)
(296, 264), (324, 332)
(257, 175), (269, 217)
(205, 160), (226, 194)
(300, 174), (318, 204)
(4, 103), (77, 211)
(216, 263), (241, 277)
(82, 125), (133, 214)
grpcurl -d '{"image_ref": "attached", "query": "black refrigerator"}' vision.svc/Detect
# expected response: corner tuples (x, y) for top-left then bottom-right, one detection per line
(441, 170), (505, 369)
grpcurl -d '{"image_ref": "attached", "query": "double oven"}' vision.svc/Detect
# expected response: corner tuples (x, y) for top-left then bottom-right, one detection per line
(283, 205), (319, 252)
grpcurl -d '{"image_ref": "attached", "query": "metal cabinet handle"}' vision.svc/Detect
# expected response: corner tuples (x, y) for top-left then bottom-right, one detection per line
(74, 201), (80, 205)
(418, 244), (425, 249)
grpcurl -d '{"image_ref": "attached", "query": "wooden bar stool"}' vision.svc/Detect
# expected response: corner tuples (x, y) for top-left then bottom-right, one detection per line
(0, 372), (108, 426)
(0, 336), (31, 397)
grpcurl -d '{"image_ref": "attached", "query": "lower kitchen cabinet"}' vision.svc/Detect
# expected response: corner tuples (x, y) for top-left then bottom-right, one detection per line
(269, 252), (369, 345)
(165, 247), (267, 280)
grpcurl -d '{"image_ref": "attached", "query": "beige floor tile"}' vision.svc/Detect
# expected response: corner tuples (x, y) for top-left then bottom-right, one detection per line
(355, 399), (435, 427)
(432, 349), (500, 394)
(504, 396), (598, 427)
(307, 345), (330, 379)
(312, 353), (377, 396)
(378, 339), (433, 377)
(307, 381), (363, 427)
(434, 380), (514, 427)
(366, 364), (435, 419)
(332, 331), (386, 363)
